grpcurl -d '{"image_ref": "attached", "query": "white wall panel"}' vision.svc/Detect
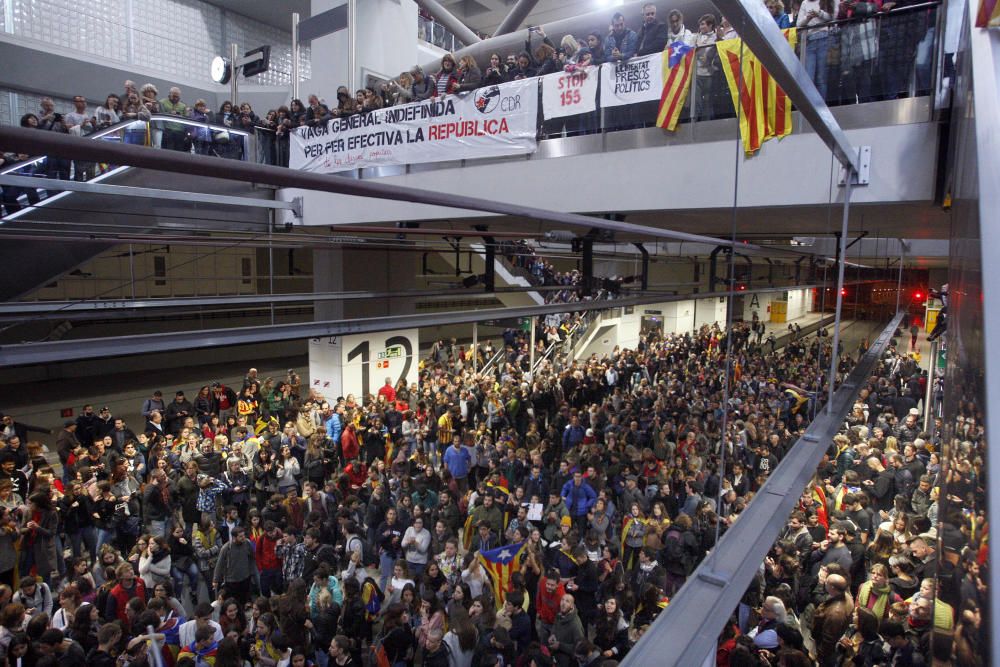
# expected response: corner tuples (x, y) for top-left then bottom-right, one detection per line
(12, 0), (128, 62)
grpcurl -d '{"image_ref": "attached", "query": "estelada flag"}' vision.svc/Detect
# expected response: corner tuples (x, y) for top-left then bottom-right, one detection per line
(476, 541), (526, 608)
(361, 576), (384, 622)
(656, 41), (696, 131)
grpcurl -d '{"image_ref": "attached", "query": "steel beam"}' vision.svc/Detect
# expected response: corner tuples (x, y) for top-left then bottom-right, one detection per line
(414, 0), (481, 45)
(0, 174), (301, 216)
(493, 0), (540, 36)
(0, 285), (591, 316)
(0, 127), (757, 251)
(711, 0), (859, 172)
(622, 311), (903, 667)
(0, 285), (816, 366)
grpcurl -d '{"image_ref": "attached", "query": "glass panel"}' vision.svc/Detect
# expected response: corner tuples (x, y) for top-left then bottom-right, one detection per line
(0, 115), (250, 218)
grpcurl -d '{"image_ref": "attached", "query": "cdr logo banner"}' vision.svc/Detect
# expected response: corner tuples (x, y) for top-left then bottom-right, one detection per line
(599, 53), (663, 108)
(291, 79), (538, 174)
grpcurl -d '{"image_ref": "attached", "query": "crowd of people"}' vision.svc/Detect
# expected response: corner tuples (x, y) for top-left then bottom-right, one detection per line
(2, 0), (938, 216)
(0, 305), (980, 667)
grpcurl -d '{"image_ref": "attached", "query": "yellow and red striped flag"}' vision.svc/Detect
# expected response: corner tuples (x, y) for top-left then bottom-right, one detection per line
(656, 41), (696, 131)
(462, 514), (475, 552)
(716, 29), (797, 155)
(476, 541), (526, 608)
(762, 29), (798, 142)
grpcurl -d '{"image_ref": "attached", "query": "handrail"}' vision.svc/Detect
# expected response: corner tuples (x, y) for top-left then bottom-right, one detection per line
(794, 0), (940, 32)
(531, 318), (583, 374)
(1, 114), (252, 176)
(479, 345), (507, 377)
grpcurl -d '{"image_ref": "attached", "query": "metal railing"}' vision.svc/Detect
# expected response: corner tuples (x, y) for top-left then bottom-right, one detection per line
(0, 3), (940, 194)
(418, 15), (467, 52)
(1, 114), (251, 215)
(479, 344), (508, 377)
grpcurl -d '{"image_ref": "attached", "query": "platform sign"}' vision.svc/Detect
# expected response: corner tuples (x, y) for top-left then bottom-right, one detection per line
(309, 329), (420, 403)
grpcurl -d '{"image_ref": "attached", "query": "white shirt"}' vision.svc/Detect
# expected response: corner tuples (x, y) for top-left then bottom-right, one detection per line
(178, 619), (223, 649)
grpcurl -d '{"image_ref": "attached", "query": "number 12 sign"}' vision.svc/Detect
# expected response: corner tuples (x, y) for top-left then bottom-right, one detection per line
(341, 329), (419, 401)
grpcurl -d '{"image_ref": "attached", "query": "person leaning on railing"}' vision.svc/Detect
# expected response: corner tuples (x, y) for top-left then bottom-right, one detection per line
(797, 0), (837, 100)
(455, 55), (482, 92)
(159, 87), (189, 152)
(120, 93), (151, 146)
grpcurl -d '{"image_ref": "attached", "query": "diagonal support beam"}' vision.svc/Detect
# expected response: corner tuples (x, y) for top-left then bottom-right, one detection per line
(493, 0), (540, 36)
(0, 127), (755, 250)
(712, 0), (859, 172)
(622, 311), (903, 666)
(414, 0), (481, 45)
(0, 174), (301, 216)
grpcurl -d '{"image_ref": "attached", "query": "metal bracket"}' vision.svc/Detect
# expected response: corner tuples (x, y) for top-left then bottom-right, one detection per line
(290, 196), (304, 219)
(839, 146), (872, 186)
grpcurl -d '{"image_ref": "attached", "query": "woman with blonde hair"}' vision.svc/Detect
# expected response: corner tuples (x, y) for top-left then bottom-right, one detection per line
(456, 54), (482, 92)
(560, 34), (580, 62)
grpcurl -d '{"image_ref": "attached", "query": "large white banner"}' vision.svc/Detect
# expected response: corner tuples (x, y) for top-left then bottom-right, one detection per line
(291, 80), (538, 174)
(599, 53), (664, 108)
(541, 66), (598, 120)
(309, 329), (420, 402)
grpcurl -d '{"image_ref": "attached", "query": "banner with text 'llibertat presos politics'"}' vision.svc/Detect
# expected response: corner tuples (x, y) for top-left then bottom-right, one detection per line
(290, 79), (538, 174)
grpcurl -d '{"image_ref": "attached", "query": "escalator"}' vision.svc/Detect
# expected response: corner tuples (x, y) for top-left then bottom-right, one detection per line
(0, 116), (270, 300)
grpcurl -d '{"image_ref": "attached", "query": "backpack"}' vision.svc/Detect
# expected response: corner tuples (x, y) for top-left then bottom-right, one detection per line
(369, 635), (391, 667)
(662, 528), (691, 574)
(349, 535), (377, 569)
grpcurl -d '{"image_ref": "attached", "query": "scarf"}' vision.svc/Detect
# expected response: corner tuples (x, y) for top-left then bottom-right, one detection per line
(858, 580), (893, 620)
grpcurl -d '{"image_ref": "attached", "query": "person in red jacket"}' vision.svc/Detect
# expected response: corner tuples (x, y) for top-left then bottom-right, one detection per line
(340, 423), (360, 462)
(377, 378), (397, 404)
(256, 521), (284, 597)
(105, 562), (146, 629)
(535, 568), (566, 645)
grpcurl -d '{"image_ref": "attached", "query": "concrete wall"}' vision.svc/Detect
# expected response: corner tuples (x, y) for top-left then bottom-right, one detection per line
(695, 297), (728, 329)
(310, 0), (417, 97)
(787, 288), (810, 321)
(282, 121), (939, 225)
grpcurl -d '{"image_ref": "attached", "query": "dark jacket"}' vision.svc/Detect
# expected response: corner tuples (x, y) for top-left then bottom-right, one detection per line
(164, 398), (194, 434)
(636, 20), (670, 56)
(551, 610), (585, 667)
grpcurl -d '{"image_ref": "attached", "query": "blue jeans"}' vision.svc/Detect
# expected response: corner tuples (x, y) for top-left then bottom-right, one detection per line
(95, 527), (115, 553)
(406, 561), (426, 580)
(314, 649), (330, 667)
(147, 519), (171, 540)
(379, 552), (396, 590)
(172, 561), (200, 596)
(915, 27), (935, 92)
(805, 32), (831, 101)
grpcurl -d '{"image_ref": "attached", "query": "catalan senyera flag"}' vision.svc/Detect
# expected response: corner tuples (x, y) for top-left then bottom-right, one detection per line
(656, 41), (696, 131)
(762, 29), (798, 142)
(811, 484), (829, 536)
(477, 541), (526, 608)
(716, 29), (797, 154)
(463, 514), (475, 552)
(621, 514), (646, 569)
